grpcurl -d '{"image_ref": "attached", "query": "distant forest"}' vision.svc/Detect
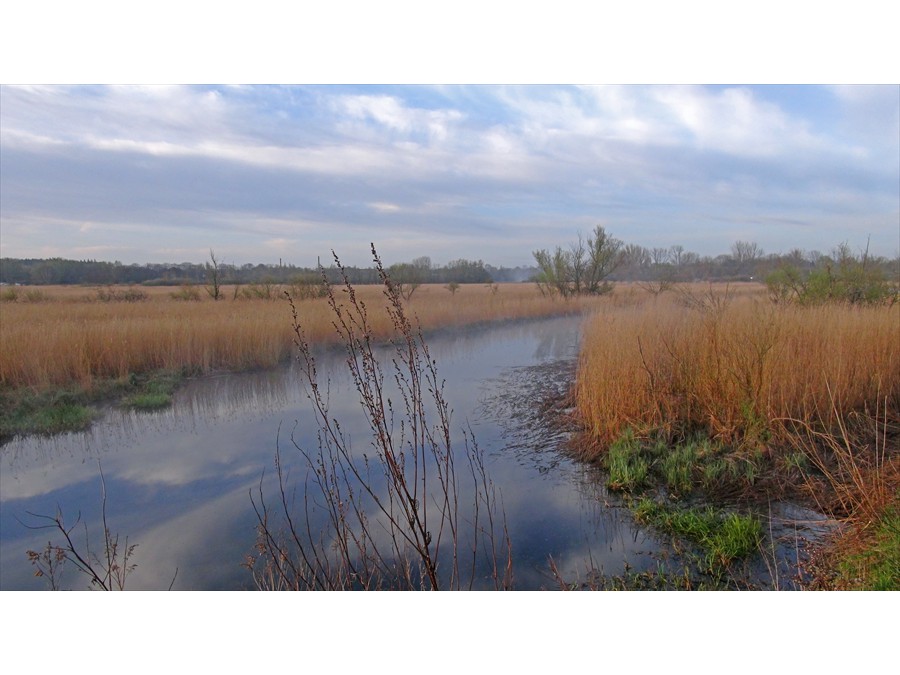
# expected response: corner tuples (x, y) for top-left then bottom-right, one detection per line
(1, 240), (898, 287)
(0, 255), (503, 286)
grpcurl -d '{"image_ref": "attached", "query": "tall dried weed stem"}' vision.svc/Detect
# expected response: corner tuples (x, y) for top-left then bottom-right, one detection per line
(245, 247), (513, 590)
(576, 289), (900, 452)
(23, 465), (163, 590)
(779, 390), (899, 589)
(783, 389), (898, 521)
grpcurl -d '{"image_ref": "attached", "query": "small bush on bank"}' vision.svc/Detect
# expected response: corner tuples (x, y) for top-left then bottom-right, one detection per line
(170, 285), (202, 301)
(288, 274), (329, 301)
(94, 286), (149, 303)
(23, 289), (50, 303)
(766, 244), (897, 306)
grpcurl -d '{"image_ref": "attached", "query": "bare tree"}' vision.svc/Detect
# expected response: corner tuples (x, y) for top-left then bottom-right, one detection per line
(205, 249), (222, 301)
(569, 234), (587, 295)
(533, 247), (573, 298)
(411, 256), (432, 273)
(649, 247), (668, 266)
(622, 243), (650, 269)
(731, 240), (764, 270)
(386, 263), (419, 300)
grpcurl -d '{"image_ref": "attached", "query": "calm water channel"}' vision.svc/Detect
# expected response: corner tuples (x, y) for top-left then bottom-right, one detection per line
(0, 314), (823, 589)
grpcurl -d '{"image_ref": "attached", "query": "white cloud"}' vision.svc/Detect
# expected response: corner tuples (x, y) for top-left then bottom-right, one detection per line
(368, 201), (402, 212)
(651, 85), (823, 157)
(333, 93), (464, 144)
(1, 84), (897, 263)
(262, 237), (297, 249)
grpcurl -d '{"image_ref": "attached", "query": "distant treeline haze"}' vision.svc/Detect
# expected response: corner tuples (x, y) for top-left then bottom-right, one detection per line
(2, 238), (897, 287)
(0, 255), (501, 286)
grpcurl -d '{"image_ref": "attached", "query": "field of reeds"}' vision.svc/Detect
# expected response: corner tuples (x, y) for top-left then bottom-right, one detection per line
(574, 282), (899, 588)
(576, 284), (899, 449)
(0, 282), (594, 392)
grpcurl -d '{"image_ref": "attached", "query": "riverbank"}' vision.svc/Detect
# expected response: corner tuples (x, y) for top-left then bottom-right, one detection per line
(0, 282), (600, 442)
(571, 286), (899, 589)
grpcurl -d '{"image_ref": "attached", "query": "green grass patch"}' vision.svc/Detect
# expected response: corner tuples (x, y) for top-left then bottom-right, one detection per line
(660, 442), (698, 496)
(0, 389), (95, 440)
(583, 561), (742, 591)
(122, 371), (179, 410)
(701, 457), (729, 488)
(836, 505), (900, 591)
(125, 392), (172, 409)
(0, 370), (182, 442)
(605, 430), (648, 491)
(634, 498), (763, 570)
(25, 401), (94, 435)
(601, 429), (754, 498)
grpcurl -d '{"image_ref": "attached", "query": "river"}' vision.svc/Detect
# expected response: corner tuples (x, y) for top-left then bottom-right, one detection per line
(0, 314), (825, 590)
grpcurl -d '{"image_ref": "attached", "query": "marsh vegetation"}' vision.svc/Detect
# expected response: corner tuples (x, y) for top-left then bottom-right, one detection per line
(2, 240), (897, 590)
(0, 281), (597, 442)
(573, 283), (898, 589)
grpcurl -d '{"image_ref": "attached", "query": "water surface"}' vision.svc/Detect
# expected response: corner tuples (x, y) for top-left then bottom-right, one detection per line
(0, 314), (821, 590)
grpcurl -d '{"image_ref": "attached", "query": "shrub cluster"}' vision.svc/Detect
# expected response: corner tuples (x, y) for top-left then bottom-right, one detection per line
(766, 244), (897, 306)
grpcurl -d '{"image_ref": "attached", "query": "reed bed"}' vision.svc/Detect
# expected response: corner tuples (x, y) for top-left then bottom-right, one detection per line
(575, 289), (900, 451)
(0, 283), (594, 392)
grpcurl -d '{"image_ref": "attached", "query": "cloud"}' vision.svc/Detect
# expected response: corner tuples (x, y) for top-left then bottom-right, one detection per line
(368, 201), (402, 212)
(334, 93), (464, 142)
(1, 84), (898, 265)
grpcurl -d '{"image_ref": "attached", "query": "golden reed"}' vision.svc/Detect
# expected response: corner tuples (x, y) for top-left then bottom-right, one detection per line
(0, 283), (593, 391)
(575, 286), (900, 453)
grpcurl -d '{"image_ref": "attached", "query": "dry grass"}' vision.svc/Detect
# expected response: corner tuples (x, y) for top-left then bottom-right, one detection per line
(575, 284), (900, 451)
(576, 283), (899, 588)
(0, 283), (596, 391)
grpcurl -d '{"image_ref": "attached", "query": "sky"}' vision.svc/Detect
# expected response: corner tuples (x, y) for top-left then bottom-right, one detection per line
(1, 83), (898, 268)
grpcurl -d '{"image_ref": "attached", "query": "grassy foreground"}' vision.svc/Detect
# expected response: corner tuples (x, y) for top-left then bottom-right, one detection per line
(573, 283), (899, 589)
(0, 282), (595, 440)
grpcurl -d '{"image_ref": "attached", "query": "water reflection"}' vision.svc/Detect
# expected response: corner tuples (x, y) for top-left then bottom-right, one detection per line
(0, 314), (798, 590)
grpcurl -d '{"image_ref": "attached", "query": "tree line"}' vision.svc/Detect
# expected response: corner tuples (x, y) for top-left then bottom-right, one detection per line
(0, 255), (495, 287)
(2, 232), (897, 295)
(532, 226), (898, 304)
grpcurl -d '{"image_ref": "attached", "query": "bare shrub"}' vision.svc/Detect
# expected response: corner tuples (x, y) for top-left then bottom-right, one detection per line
(289, 273), (329, 301)
(23, 466), (160, 590)
(674, 282), (733, 314)
(246, 245), (512, 590)
(170, 284), (202, 301)
(533, 225), (623, 298)
(238, 280), (281, 300)
(95, 286), (149, 303)
(23, 289), (50, 303)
